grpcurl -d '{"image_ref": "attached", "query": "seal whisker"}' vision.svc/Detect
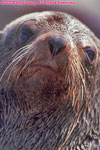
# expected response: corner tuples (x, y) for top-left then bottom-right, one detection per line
(70, 55), (86, 111)
(0, 46), (31, 83)
(14, 48), (38, 83)
(13, 48), (30, 62)
(6, 51), (30, 84)
(7, 45), (36, 83)
(6, 57), (25, 84)
(12, 45), (30, 58)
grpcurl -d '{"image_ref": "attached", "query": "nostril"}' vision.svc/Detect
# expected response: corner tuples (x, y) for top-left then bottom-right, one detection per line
(48, 36), (66, 56)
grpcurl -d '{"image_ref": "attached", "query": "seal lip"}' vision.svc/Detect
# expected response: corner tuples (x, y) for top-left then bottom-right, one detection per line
(32, 64), (58, 73)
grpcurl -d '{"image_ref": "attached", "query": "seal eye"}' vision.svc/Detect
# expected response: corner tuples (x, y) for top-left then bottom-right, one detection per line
(17, 25), (33, 45)
(84, 47), (96, 63)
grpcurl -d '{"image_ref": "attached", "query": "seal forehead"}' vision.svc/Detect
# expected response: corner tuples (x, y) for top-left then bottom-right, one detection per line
(3, 12), (68, 39)
(4, 11), (66, 30)
(3, 11), (96, 43)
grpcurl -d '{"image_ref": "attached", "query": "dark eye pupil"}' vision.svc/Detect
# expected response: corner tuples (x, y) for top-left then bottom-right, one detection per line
(85, 47), (96, 63)
(18, 25), (33, 44)
(20, 30), (33, 42)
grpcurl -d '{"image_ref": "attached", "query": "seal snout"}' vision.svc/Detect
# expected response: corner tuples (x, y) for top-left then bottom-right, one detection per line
(31, 33), (68, 73)
(48, 35), (66, 57)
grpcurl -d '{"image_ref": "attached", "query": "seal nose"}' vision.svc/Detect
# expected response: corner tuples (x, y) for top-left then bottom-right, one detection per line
(48, 36), (66, 56)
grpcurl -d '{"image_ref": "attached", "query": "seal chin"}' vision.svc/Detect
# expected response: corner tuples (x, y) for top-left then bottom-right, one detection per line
(13, 64), (67, 113)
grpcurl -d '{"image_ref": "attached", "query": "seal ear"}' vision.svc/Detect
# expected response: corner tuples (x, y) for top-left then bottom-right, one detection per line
(0, 31), (3, 40)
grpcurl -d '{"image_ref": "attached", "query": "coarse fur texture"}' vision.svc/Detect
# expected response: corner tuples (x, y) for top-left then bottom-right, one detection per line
(0, 11), (100, 150)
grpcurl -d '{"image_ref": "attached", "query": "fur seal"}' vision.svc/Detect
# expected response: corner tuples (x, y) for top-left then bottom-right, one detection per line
(0, 11), (100, 150)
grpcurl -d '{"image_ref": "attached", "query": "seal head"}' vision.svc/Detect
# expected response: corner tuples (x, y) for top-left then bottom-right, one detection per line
(0, 12), (100, 150)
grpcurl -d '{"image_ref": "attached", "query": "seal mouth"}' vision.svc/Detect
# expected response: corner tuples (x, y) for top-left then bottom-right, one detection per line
(32, 64), (60, 74)
(32, 64), (58, 73)
(17, 62), (64, 83)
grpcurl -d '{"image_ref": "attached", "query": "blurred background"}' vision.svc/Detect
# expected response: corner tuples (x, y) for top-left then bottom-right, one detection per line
(0, 0), (100, 38)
